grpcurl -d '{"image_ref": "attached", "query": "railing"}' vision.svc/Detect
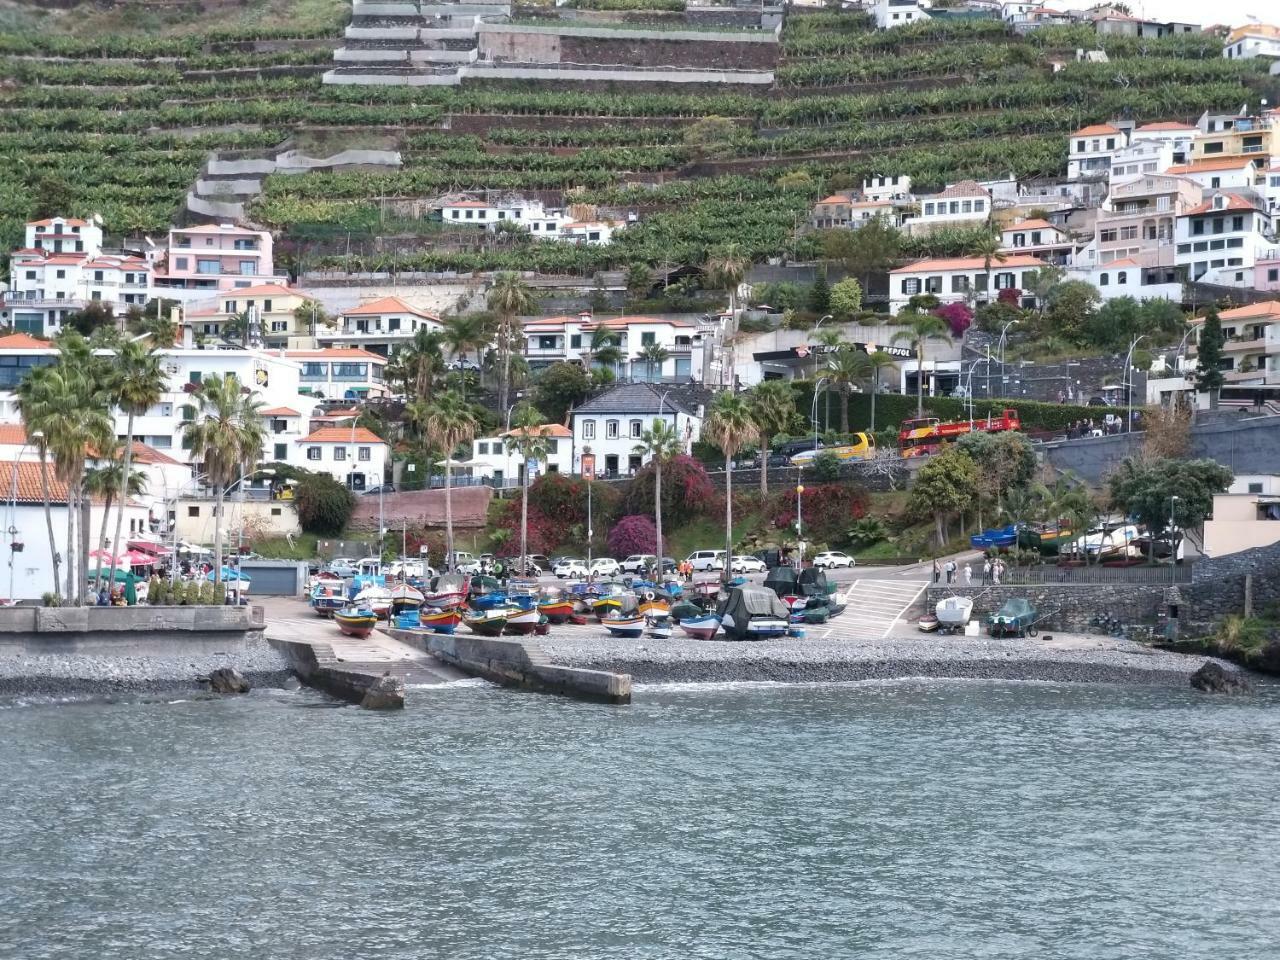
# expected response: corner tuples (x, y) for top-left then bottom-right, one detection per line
(994, 564), (1192, 585)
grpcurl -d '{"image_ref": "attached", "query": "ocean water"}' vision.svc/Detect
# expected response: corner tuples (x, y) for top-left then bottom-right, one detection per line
(2, 680), (1278, 960)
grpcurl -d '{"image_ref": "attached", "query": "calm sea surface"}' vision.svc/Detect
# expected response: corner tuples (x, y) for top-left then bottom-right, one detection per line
(2, 680), (1279, 960)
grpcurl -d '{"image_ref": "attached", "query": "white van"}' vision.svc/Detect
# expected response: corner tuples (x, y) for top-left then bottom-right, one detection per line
(686, 550), (726, 572)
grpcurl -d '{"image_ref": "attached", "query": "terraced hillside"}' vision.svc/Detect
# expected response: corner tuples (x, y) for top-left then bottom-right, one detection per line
(0, 2), (1275, 276)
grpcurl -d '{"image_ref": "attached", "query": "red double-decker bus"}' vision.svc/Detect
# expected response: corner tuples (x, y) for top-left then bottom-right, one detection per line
(898, 408), (1022, 457)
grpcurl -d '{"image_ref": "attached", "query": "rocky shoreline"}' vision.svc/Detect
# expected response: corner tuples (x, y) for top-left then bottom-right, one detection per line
(530, 634), (1237, 687)
(0, 637), (294, 698)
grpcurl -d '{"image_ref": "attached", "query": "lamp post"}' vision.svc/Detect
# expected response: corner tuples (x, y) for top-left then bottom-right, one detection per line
(8, 429), (41, 602)
(1123, 334), (1147, 432)
(586, 477), (593, 567)
(795, 481), (804, 543)
(811, 376), (830, 453)
(964, 352), (993, 430)
(997, 318), (1019, 398)
(1168, 494), (1180, 559)
(235, 467), (276, 558)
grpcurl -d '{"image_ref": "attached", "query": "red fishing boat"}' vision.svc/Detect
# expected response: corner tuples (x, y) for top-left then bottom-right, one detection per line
(334, 607), (378, 638)
(418, 608), (462, 634)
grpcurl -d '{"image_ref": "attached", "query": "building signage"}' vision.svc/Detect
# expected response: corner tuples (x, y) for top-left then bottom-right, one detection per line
(753, 341), (915, 363)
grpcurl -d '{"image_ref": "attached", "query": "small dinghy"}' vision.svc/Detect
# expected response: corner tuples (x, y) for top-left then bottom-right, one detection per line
(419, 608), (463, 634)
(935, 595), (973, 635)
(603, 595), (644, 638)
(646, 614), (674, 640)
(679, 614), (721, 640)
(309, 580), (347, 618)
(463, 608), (508, 637)
(503, 607), (541, 636)
(334, 606), (378, 638)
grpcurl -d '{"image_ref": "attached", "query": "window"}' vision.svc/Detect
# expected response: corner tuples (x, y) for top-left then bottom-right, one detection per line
(388, 317), (401, 332)
(477, 442), (488, 455)
(570, 334), (582, 349)
(263, 300), (272, 312)
(641, 332), (656, 346)
(1076, 140), (1085, 151)
(358, 447), (371, 461)
(1270, 269), (1279, 282)
(334, 447), (347, 461)
(188, 371), (202, 384)
(1117, 271), (1127, 284)
(949, 202), (960, 215)
(1100, 229), (1118, 243)
(537, 335), (557, 350)
(55, 269), (65, 279)
(924, 203), (935, 216)
(606, 420), (619, 439)
(582, 421), (595, 440)
(274, 443), (287, 461)
(175, 257), (188, 270)
(1100, 273), (1110, 286)
(902, 278), (921, 295)
(271, 507), (281, 517)
(271, 418), (287, 433)
(1203, 142), (1224, 155)
(1192, 220), (1205, 236)
(974, 200), (986, 213)
(197, 260), (220, 275)
(465, 210), (474, 220)
(1031, 231), (1042, 245)
(630, 419), (642, 438)
(974, 274), (989, 292)
(451, 210), (459, 220)
(301, 362), (326, 378)
(1120, 226), (1138, 241)
(961, 201), (973, 214)
(1211, 177), (1221, 189)
(187, 506), (200, 518)
(93, 270), (103, 282)
(924, 276), (943, 294)
(181, 404), (195, 421)
(1232, 216), (1244, 232)
(995, 272), (1016, 290)
(1106, 138), (1116, 150)
(307, 446), (321, 461)
(951, 275), (969, 293)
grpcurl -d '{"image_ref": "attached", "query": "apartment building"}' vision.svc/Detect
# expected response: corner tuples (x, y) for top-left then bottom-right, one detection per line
(153, 224), (286, 298)
(1108, 140), (1174, 188)
(861, 174), (913, 202)
(1164, 156), (1265, 192)
(907, 180), (992, 235)
(1067, 123), (1130, 180)
(466, 424), (574, 486)
(320, 296), (443, 358)
(1189, 114), (1280, 163)
(999, 218), (1074, 264)
(285, 347), (389, 400)
(1188, 301), (1280, 392)
(1222, 24), (1280, 61)
(522, 313), (698, 381)
(1174, 191), (1275, 286)
(888, 254), (1048, 312)
(1130, 121), (1196, 164)
(1077, 174), (1202, 269)
(186, 283), (315, 348)
(810, 193), (899, 229)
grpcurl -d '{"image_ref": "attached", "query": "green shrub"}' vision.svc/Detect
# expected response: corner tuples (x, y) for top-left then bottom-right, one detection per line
(294, 472), (357, 536)
(810, 452), (843, 482)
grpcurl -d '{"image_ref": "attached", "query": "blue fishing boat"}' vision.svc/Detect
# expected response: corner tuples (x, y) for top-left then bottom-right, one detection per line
(970, 524), (1018, 551)
(679, 614), (721, 640)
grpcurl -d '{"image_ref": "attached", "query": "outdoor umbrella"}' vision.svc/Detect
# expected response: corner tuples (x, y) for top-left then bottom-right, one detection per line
(206, 567), (251, 582)
(85, 568), (139, 584)
(125, 550), (158, 567)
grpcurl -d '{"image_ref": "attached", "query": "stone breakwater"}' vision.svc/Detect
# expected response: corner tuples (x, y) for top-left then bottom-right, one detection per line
(527, 634), (1232, 686)
(0, 638), (295, 697)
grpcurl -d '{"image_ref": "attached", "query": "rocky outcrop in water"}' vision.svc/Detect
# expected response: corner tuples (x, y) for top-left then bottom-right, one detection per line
(206, 667), (250, 694)
(1190, 661), (1253, 695)
(361, 673), (405, 710)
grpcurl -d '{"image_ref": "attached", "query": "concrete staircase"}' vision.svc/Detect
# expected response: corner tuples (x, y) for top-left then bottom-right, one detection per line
(838, 579), (930, 638)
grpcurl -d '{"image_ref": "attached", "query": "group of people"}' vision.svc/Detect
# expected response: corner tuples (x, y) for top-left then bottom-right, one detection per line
(1065, 412), (1140, 440)
(933, 556), (1008, 586)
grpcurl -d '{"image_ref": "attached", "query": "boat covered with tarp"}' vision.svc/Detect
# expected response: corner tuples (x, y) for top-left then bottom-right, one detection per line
(717, 586), (791, 641)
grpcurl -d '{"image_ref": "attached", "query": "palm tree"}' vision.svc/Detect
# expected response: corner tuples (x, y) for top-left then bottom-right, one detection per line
(826, 348), (871, 436)
(181, 375), (265, 594)
(107, 339), (165, 588)
(505, 403), (553, 575)
(586, 325), (623, 378)
(893, 313), (951, 418)
(702, 392), (756, 583)
(417, 390), (477, 570)
(638, 342), (669, 382)
(634, 418), (682, 574)
(392, 327), (445, 398)
(748, 379), (796, 496)
(17, 366), (62, 597)
(967, 230), (1006, 304)
(864, 350), (899, 433)
(85, 456), (147, 593)
(487, 273), (537, 413)
(441, 314), (489, 393)
(704, 242), (749, 319)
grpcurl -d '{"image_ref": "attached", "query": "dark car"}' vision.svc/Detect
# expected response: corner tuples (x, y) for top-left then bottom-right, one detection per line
(1086, 397), (1112, 407)
(774, 439), (822, 460)
(363, 483), (396, 495)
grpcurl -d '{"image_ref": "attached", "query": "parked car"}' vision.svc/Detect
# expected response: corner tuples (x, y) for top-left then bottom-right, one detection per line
(621, 554), (655, 574)
(813, 551), (856, 569)
(554, 558), (589, 579)
(528, 554), (551, 572)
(730, 555), (767, 574)
(590, 557), (621, 577)
(686, 549), (726, 572)
(327, 557), (359, 577)
(775, 439), (822, 460)
(448, 551), (476, 572)
(508, 557), (543, 576)
(362, 484), (395, 496)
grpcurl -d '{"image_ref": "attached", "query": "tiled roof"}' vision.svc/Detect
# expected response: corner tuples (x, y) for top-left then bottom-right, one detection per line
(573, 382), (696, 417)
(1005, 219), (1056, 232)
(0, 424), (28, 445)
(298, 427), (387, 444)
(816, 194), (852, 205)
(28, 217), (88, 227)
(1072, 123), (1122, 137)
(285, 348), (387, 362)
(340, 296), (439, 319)
(597, 315), (695, 329)
(260, 406), (301, 417)
(1165, 157), (1258, 174)
(173, 224), (261, 234)
(501, 423), (572, 438)
(929, 180), (990, 199)
(562, 221), (618, 230)
(1226, 24), (1280, 44)
(1215, 301), (1280, 321)
(125, 441), (182, 466)
(221, 283), (297, 298)
(890, 254), (1048, 273)
(1136, 121), (1197, 132)
(1100, 257), (1141, 267)
(0, 333), (52, 350)
(2, 460), (76, 504)
(444, 200), (490, 208)
(1182, 193), (1265, 216)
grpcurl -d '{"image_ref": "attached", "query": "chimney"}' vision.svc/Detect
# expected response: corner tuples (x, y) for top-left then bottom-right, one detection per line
(578, 310), (592, 323)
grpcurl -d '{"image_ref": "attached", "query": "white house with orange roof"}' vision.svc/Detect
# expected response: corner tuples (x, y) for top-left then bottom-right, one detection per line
(810, 193), (900, 230)
(4, 216), (154, 335)
(1223, 24), (1280, 61)
(295, 425), (388, 491)
(465, 423), (574, 486)
(888, 254), (1048, 312)
(1068, 123), (1130, 180)
(153, 223), (286, 298)
(908, 181), (992, 235)
(1130, 120), (1196, 165)
(1164, 157), (1265, 192)
(1183, 301), (1280, 394)
(440, 196), (568, 237)
(999, 218), (1075, 265)
(185, 283), (315, 348)
(1068, 258), (1183, 303)
(1108, 139), (1176, 187)
(320, 296), (443, 357)
(285, 347), (389, 400)
(0, 332), (57, 418)
(1175, 191), (1277, 286)
(522, 312), (698, 381)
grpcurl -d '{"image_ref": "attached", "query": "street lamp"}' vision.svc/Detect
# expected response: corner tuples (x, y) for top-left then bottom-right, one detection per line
(8, 429), (42, 602)
(811, 376), (830, 452)
(1123, 334), (1148, 432)
(998, 318), (1020, 397)
(1168, 495), (1180, 557)
(964, 352), (993, 430)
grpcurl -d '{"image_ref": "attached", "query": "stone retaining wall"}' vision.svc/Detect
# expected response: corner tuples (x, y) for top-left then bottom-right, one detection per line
(559, 35), (777, 69)
(0, 604), (265, 654)
(925, 584), (1170, 633)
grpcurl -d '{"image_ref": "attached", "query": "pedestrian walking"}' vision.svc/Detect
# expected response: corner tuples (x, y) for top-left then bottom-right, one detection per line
(933, 558), (941, 583)
(993, 559), (1003, 585)
(963, 563), (973, 586)
(944, 559), (956, 584)
(983, 558), (991, 583)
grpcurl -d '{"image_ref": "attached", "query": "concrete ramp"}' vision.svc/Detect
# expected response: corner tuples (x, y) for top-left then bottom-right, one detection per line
(840, 579), (930, 638)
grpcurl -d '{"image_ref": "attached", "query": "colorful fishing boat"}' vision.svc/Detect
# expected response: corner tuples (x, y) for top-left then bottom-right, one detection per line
(603, 615), (645, 638)
(424, 573), (468, 609)
(309, 580), (347, 618)
(418, 608), (463, 634)
(590, 583), (628, 620)
(334, 606), (378, 638)
(637, 589), (671, 618)
(503, 607), (541, 636)
(646, 615), (674, 640)
(389, 582), (425, 615)
(536, 590), (576, 624)
(1018, 521), (1075, 556)
(463, 609), (508, 636)
(679, 614), (721, 640)
(353, 585), (393, 620)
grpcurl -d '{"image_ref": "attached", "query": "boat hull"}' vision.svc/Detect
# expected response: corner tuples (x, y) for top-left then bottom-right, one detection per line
(537, 601), (575, 624)
(419, 609), (462, 634)
(503, 609), (541, 636)
(463, 612), (508, 636)
(334, 611), (378, 638)
(603, 615), (645, 638)
(679, 616), (721, 640)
